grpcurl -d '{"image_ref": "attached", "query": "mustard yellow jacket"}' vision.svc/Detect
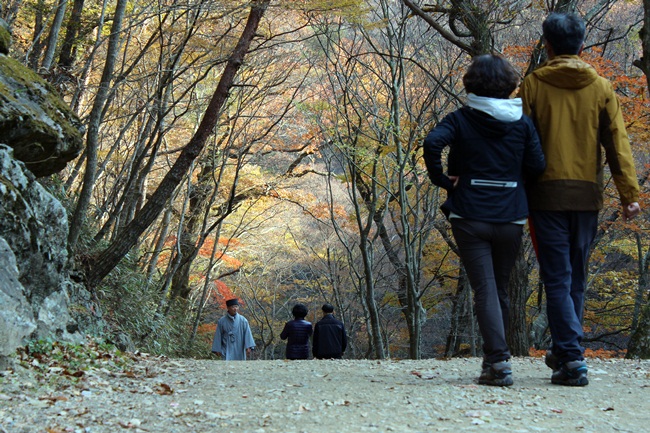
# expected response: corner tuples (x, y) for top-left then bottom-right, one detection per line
(520, 55), (639, 210)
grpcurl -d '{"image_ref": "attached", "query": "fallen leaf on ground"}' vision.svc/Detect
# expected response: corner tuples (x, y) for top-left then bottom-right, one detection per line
(155, 383), (173, 395)
(39, 395), (68, 403)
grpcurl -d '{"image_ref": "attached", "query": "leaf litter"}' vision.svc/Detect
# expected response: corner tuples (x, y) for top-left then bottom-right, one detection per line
(1, 344), (649, 432)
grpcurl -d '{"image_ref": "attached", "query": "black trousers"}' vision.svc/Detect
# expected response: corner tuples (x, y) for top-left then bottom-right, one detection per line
(529, 210), (598, 364)
(451, 218), (523, 364)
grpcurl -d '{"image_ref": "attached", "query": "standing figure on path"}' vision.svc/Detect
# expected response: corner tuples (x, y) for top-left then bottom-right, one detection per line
(423, 54), (546, 386)
(312, 303), (347, 359)
(211, 298), (256, 360)
(520, 12), (640, 387)
(280, 303), (313, 360)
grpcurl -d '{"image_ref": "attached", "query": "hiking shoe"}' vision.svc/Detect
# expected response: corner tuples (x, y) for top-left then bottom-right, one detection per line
(551, 360), (589, 386)
(479, 360), (513, 387)
(545, 350), (559, 371)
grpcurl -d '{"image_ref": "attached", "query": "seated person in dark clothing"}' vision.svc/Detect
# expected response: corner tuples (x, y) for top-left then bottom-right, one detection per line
(312, 303), (347, 359)
(280, 303), (313, 360)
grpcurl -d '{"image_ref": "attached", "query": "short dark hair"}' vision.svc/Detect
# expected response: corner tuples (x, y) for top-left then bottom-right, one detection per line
(542, 12), (585, 55)
(292, 303), (308, 319)
(322, 303), (334, 313)
(462, 54), (519, 99)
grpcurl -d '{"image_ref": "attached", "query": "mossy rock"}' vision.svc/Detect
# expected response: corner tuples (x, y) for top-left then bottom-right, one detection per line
(0, 19), (9, 55)
(0, 55), (83, 177)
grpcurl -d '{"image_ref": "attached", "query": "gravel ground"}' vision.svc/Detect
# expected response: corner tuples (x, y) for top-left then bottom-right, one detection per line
(2, 355), (649, 433)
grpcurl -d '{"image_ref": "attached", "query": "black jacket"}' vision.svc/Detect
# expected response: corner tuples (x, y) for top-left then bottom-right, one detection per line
(312, 314), (347, 359)
(423, 106), (545, 222)
(280, 319), (313, 360)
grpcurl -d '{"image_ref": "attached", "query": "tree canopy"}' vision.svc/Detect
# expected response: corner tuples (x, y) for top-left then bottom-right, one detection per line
(3, 0), (649, 359)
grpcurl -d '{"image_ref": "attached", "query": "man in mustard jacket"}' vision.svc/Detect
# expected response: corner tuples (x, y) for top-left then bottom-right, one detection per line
(520, 12), (640, 386)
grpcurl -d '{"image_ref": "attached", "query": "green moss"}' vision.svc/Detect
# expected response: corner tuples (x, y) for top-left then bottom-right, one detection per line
(0, 56), (83, 144)
(0, 24), (10, 55)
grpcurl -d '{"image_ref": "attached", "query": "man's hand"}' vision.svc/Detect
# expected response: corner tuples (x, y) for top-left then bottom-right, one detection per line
(623, 202), (641, 222)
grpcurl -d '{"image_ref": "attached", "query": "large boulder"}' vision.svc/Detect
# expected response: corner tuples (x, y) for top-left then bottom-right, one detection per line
(0, 28), (101, 364)
(0, 144), (69, 303)
(0, 237), (36, 369)
(0, 144), (86, 364)
(0, 49), (83, 177)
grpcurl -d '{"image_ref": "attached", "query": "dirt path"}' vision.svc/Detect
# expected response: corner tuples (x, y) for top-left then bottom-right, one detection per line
(2, 356), (649, 432)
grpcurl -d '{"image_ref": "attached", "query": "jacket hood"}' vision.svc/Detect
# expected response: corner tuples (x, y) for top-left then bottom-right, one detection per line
(462, 94), (522, 138)
(531, 55), (599, 89)
(466, 93), (522, 122)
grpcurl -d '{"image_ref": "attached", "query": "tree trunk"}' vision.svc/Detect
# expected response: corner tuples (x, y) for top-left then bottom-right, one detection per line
(41, 0), (68, 71)
(625, 0), (650, 360)
(633, 0), (650, 88)
(445, 269), (472, 357)
(340, 151), (386, 359)
(506, 243), (531, 356)
(86, 0), (271, 287)
(169, 162), (214, 300)
(626, 234), (650, 358)
(68, 0), (127, 249)
(27, 0), (45, 70)
(58, 0), (84, 68)
(627, 301), (650, 358)
(145, 205), (173, 284)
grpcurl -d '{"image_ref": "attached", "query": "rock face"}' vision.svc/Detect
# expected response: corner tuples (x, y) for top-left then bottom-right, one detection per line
(0, 145), (86, 366)
(0, 20), (101, 367)
(0, 144), (70, 304)
(0, 18), (10, 55)
(0, 37), (83, 177)
(0, 237), (36, 365)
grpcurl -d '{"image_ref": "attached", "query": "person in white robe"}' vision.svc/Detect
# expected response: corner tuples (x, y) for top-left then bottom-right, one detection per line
(211, 298), (256, 360)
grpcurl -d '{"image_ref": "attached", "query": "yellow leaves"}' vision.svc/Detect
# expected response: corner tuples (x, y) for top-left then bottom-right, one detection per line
(279, 0), (366, 16)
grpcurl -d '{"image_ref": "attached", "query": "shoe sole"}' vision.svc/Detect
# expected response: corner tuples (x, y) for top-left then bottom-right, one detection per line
(551, 365), (589, 387)
(551, 376), (589, 386)
(478, 376), (513, 387)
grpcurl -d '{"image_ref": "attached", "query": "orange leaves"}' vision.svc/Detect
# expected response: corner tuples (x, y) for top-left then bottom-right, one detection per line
(215, 280), (236, 303)
(584, 348), (624, 359)
(214, 251), (243, 268)
(197, 237), (243, 257)
(197, 323), (217, 343)
(530, 347), (625, 359)
(307, 201), (349, 220)
(581, 50), (649, 135)
(212, 281), (245, 309)
(503, 43), (536, 72)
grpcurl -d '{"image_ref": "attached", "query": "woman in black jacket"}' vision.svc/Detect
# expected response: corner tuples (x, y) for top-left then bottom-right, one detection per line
(423, 54), (545, 386)
(280, 304), (313, 360)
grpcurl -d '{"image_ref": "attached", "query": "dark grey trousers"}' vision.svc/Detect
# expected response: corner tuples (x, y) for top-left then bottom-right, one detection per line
(451, 218), (523, 364)
(529, 210), (598, 364)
